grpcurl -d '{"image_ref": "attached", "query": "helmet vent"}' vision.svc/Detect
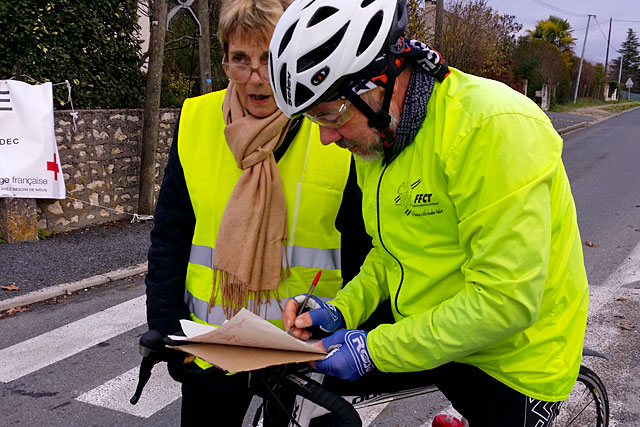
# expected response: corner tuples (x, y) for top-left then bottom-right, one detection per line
(302, 0), (317, 10)
(269, 53), (275, 88)
(278, 20), (299, 57)
(297, 22), (349, 73)
(294, 83), (315, 107)
(307, 6), (339, 27)
(357, 10), (383, 56)
(279, 63), (289, 105)
(360, 0), (377, 7)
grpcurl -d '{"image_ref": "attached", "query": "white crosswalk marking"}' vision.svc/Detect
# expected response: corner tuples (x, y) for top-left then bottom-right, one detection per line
(589, 240), (640, 314)
(0, 295), (146, 383)
(76, 365), (181, 418)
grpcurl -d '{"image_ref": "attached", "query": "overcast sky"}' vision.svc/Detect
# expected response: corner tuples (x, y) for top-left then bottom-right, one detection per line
(481, 0), (640, 69)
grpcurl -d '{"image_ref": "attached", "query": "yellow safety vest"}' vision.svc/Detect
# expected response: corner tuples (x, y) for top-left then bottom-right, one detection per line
(178, 89), (351, 331)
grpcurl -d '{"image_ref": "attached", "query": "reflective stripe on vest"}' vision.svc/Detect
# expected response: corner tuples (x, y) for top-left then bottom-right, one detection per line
(188, 243), (341, 270)
(184, 288), (331, 325)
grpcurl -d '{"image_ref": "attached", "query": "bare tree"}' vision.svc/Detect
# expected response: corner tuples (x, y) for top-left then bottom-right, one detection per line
(572, 60), (603, 99)
(442, 0), (521, 80)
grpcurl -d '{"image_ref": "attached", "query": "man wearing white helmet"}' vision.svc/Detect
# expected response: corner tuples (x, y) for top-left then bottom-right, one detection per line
(274, 0), (589, 425)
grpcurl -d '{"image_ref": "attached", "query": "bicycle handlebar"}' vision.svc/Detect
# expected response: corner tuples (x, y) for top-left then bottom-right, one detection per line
(131, 330), (363, 426)
(130, 330), (190, 405)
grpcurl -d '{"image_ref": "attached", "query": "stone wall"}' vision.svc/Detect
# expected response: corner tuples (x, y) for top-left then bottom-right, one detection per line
(33, 108), (179, 234)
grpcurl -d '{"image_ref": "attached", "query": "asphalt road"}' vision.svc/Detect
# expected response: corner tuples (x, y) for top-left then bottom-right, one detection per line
(562, 108), (640, 288)
(0, 276), (179, 427)
(1, 108), (639, 426)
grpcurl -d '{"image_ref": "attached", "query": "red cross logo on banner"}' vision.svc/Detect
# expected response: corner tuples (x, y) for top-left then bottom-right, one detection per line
(46, 153), (60, 181)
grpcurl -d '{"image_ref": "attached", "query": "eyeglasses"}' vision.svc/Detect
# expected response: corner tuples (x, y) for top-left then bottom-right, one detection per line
(303, 100), (353, 128)
(221, 61), (269, 83)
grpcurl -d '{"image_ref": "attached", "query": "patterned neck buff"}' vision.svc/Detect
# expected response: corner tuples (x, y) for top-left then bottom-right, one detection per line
(391, 64), (435, 163)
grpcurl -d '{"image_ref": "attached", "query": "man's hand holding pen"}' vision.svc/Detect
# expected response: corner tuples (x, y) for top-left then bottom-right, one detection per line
(283, 294), (345, 340)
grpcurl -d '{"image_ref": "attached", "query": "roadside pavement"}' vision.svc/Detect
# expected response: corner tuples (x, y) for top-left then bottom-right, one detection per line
(1, 220), (152, 310)
(1, 105), (638, 312)
(546, 111), (596, 132)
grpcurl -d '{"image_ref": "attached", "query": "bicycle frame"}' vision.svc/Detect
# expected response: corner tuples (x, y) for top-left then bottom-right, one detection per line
(283, 347), (609, 427)
(288, 369), (439, 426)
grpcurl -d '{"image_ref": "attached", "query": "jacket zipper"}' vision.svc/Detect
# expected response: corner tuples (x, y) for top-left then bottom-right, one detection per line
(376, 163), (406, 317)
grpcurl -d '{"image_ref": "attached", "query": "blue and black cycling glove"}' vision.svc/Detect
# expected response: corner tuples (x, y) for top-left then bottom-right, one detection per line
(292, 294), (345, 332)
(315, 329), (375, 381)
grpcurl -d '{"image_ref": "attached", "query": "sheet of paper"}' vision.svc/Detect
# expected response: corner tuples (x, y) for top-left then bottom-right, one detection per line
(168, 320), (217, 341)
(173, 308), (325, 354)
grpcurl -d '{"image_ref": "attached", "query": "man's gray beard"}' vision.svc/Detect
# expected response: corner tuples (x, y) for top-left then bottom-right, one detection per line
(338, 113), (398, 162)
(339, 138), (384, 162)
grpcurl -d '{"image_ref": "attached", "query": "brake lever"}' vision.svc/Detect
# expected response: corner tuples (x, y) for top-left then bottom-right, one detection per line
(130, 330), (165, 405)
(130, 353), (158, 404)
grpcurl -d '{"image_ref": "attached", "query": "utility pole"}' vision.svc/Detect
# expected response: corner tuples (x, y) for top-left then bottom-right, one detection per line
(138, 0), (168, 215)
(196, 0), (212, 94)
(604, 17), (612, 77)
(618, 55), (624, 84)
(573, 14), (594, 104)
(435, 0), (444, 51)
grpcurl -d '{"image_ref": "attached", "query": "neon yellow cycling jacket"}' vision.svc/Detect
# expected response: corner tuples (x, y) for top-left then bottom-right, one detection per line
(330, 68), (589, 401)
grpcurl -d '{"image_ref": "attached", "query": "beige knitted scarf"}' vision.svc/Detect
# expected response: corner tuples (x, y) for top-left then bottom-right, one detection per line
(211, 82), (291, 318)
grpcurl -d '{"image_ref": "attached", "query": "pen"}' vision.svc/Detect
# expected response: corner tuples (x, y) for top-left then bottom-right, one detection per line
(288, 270), (322, 335)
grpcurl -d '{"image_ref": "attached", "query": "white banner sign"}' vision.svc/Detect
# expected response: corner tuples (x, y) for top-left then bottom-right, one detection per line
(0, 80), (65, 199)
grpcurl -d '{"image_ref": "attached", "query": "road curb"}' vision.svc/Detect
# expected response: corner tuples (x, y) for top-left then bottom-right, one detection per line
(557, 121), (590, 135)
(0, 262), (148, 312)
(556, 105), (640, 135)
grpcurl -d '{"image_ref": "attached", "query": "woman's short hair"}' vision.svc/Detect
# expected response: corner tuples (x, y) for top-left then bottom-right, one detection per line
(218, 0), (292, 54)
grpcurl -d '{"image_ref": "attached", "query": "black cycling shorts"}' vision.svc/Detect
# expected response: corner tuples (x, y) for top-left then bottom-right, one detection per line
(322, 361), (561, 427)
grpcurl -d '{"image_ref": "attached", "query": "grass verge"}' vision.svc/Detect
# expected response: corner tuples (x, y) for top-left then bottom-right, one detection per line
(551, 98), (640, 113)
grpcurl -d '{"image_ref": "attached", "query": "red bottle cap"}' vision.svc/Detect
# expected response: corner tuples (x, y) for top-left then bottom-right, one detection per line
(432, 414), (463, 427)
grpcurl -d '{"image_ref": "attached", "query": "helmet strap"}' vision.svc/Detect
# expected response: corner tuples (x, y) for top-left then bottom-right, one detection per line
(343, 54), (399, 164)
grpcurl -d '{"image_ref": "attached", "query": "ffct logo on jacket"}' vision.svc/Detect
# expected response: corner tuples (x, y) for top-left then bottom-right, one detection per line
(394, 178), (442, 217)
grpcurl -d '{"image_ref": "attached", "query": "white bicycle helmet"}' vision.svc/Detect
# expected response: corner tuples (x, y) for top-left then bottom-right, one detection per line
(269, 0), (407, 117)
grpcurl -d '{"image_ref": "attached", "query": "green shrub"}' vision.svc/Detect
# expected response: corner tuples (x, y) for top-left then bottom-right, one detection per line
(0, 0), (145, 109)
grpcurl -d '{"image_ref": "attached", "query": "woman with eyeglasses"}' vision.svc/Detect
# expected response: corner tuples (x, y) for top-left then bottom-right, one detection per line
(144, 0), (372, 425)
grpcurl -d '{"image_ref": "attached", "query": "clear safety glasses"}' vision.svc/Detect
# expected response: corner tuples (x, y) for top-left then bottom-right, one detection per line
(303, 100), (354, 128)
